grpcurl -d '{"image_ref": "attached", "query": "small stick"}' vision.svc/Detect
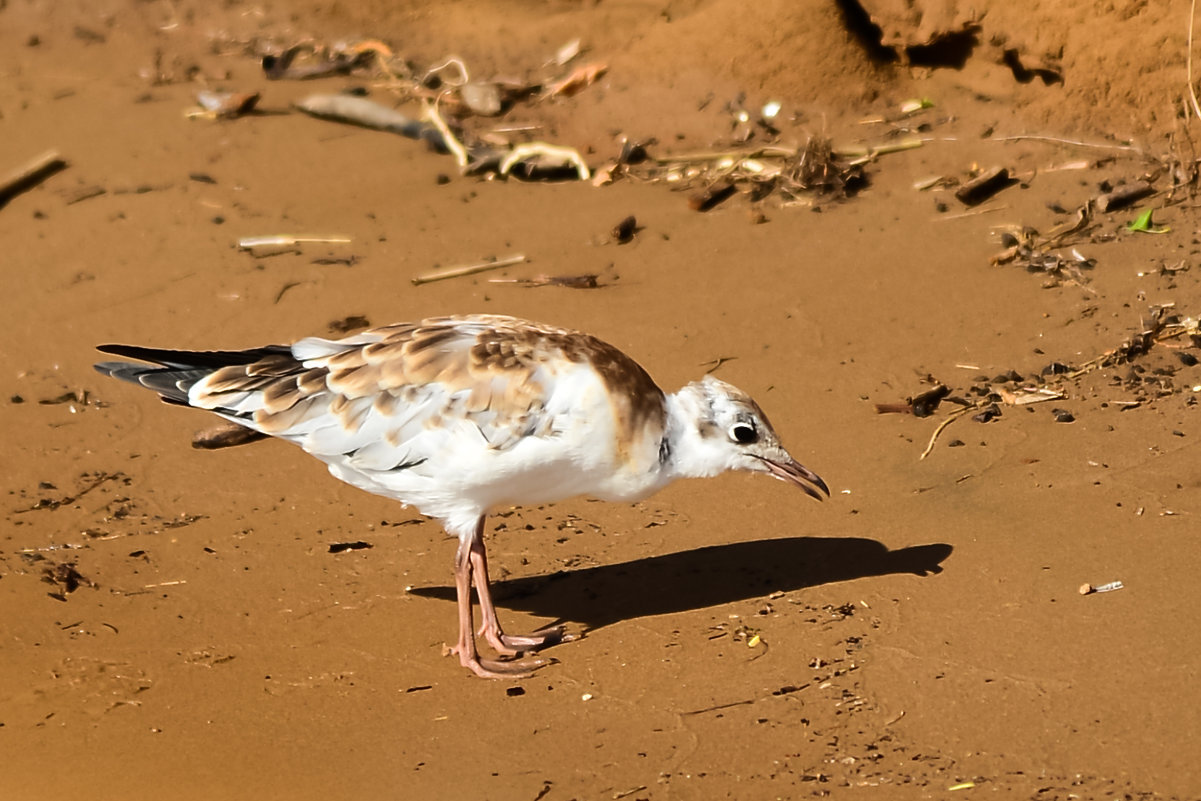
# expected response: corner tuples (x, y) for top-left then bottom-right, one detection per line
(837, 138), (925, 164)
(934, 205), (1009, 221)
(488, 273), (599, 288)
(422, 56), (470, 87)
(424, 97), (469, 169)
(238, 234), (351, 252)
(1079, 580), (1124, 595)
(653, 146), (799, 164)
(954, 166), (1013, 206)
(1093, 180), (1154, 212)
(1189, 0), (1201, 121)
(688, 180), (737, 211)
(412, 253), (527, 285)
(920, 404), (978, 460)
(295, 94), (431, 139)
(990, 134), (1148, 157)
(0, 150), (68, 204)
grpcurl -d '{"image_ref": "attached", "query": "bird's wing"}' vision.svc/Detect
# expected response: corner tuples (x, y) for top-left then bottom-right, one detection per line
(178, 316), (600, 469)
(98, 315), (667, 473)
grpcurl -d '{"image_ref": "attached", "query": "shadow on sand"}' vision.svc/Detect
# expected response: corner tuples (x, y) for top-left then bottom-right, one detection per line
(409, 536), (952, 632)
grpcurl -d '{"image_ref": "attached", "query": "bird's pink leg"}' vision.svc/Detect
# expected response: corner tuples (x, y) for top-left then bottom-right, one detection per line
(448, 518), (548, 679)
(467, 528), (569, 655)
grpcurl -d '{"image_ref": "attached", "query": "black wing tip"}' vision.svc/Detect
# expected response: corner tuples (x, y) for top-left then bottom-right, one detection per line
(94, 342), (293, 369)
(93, 358), (153, 382)
(93, 359), (122, 377)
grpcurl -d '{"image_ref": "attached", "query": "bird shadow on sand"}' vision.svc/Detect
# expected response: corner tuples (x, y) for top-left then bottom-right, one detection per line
(409, 536), (952, 632)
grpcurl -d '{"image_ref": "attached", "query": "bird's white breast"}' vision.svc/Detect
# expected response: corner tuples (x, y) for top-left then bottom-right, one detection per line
(319, 359), (667, 534)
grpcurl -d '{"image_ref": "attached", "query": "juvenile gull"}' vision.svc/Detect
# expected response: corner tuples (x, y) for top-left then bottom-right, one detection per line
(95, 314), (828, 678)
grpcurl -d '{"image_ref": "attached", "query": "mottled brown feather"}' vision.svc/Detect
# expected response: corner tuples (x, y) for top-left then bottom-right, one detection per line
(297, 367), (329, 395)
(335, 395), (375, 432)
(254, 394), (322, 433)
(261, 378), (303, 414)
(372, 390), (402, 417)
(328, 364), (383, 399)
(198, 316), (667, 454)
(361, 337), (410, 362)
(245, 354), (300, 377)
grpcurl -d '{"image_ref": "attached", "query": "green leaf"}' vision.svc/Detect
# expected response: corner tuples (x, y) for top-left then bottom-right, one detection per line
(1126, 208), (1170, 234)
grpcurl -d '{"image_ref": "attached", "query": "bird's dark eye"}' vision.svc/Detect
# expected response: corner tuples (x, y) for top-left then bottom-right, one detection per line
(730, 423), (758, 444)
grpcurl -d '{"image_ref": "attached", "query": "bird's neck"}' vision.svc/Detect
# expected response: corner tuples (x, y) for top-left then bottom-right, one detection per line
(658, 384), (724, 483)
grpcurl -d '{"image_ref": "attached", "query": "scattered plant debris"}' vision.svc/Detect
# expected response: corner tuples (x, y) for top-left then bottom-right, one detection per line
(1126, 207), (1170, 234)
(42, 561), (95, 599)
(991, 226), (1095, 286)
(191, 90), (261, 120)
(328, 315), (372, 334)
(238, 234), (351, 258)
(1, 150), (68, 207)
(1094, 180), (1153, 212)
(954, 166), (1014, 205)
(18, 471), (128, 513)
(294, 93), (447, 149)
(329, 541), (373, 553)
(489, 273), (602, 289)
(412, 253), (527, 285)
(891, 305), (1201, 459)
(611, 214), (638, 243)
(1079, 580), (1124, 595)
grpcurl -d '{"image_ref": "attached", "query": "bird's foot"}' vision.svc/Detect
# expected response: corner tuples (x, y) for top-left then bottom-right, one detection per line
(480, 625), (575, 657)
(449, 645), (550, 679)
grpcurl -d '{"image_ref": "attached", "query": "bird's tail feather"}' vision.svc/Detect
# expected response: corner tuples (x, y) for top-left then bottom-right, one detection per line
(94, 343), (290, 405)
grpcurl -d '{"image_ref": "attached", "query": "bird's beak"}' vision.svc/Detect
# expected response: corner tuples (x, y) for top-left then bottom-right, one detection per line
(754, 455), (830, 502)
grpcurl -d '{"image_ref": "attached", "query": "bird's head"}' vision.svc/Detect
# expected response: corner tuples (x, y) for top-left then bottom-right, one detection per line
(667, 375), (829, 501)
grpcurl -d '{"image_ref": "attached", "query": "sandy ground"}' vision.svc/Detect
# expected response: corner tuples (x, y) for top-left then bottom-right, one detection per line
(3, 1), (1201, 798)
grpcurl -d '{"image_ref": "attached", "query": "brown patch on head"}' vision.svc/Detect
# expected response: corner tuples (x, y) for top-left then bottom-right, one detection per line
(731, 392), (781, 441)
(696, 376), (784, 445)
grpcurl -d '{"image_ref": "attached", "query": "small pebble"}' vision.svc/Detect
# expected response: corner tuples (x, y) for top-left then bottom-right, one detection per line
(612, 214), (638, 243)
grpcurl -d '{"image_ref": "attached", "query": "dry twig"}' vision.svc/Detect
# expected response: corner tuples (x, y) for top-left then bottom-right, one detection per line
(423, 97), (469, 169)
(412, 254), (528, 285)
(1189, 0), (1201, 122)
(0, 150), (67, 205)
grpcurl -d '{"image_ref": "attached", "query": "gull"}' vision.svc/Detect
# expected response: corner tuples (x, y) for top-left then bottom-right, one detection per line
(95, 314), (828, 678)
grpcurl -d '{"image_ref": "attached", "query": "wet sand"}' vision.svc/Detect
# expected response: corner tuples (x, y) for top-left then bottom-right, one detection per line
(3, 1), (1200, 798)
